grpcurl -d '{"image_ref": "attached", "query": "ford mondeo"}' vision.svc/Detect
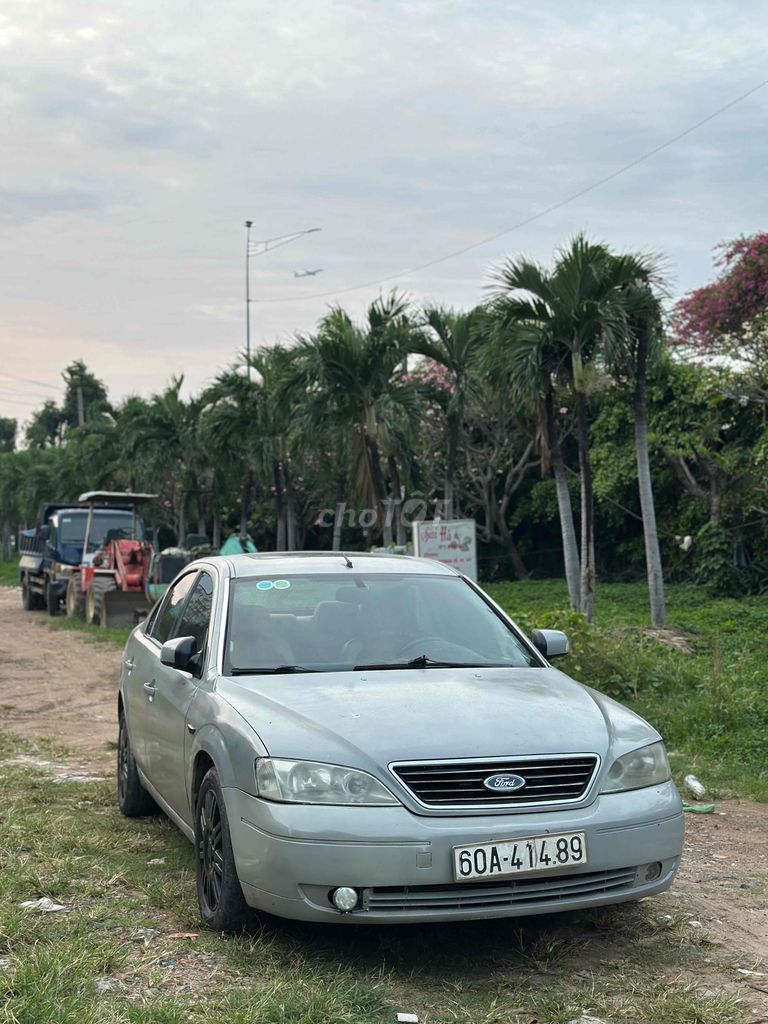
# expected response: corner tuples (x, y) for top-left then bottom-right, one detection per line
(117, 553), (683, 930)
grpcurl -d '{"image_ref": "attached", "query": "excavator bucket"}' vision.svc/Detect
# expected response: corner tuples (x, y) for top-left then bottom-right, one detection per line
(101, 589), (150, 628)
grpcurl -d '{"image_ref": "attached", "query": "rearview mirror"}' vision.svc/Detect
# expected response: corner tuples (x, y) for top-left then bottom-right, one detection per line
(531, 628), (569, 659)
(160, 635), (199, 673)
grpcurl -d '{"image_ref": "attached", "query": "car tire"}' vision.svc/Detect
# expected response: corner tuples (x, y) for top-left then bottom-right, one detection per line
(116, 710), (157, 817)
(45, 581), (60, 616)
(21, 578), (35, 611)
(195, 768), (251, 933)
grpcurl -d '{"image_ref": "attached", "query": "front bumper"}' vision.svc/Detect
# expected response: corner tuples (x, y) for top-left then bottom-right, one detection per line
(225, 781), (684, 923)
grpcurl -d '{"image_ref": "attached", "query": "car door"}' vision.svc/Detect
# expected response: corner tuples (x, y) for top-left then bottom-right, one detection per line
(126, 571), (199, 800)
(144, 570), (215, 823)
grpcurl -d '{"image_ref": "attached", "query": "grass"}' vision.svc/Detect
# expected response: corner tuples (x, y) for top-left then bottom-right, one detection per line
(0, 730), (750, 1024)
(0, 559), (19, 587)
(485, 581), (768, 802)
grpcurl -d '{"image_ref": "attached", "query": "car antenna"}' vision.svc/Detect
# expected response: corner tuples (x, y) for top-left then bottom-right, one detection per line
(342, 553), (353, 568)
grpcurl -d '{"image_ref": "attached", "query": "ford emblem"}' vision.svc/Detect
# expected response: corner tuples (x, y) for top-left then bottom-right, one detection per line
(483, 772), (526, 793)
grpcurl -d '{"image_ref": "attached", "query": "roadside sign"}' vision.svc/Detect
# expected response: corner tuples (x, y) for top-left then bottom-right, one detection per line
(412, 519), (478, 581)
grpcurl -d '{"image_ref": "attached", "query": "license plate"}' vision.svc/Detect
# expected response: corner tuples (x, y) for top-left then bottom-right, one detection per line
(453, 831), (588, 881)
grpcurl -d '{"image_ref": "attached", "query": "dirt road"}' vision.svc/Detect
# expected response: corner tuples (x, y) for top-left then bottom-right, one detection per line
(0, 583), (765, 972)
(0, 586), (120, 769)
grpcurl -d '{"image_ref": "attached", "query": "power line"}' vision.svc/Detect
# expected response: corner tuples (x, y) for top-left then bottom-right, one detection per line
(0, 372), (60, 391)
(255, 75), (768, 305)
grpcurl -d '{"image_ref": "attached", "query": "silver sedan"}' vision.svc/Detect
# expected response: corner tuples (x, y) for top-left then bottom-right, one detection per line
(117, 553), (683, 930)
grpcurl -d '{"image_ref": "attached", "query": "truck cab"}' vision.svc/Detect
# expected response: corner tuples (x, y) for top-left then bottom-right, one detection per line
(18, 504), (143, 615)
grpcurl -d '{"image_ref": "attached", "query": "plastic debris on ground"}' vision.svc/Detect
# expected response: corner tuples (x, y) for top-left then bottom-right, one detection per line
(19, 896), (70, 913)
(682, 802), (717, 814)
(683, 774), (707, 798)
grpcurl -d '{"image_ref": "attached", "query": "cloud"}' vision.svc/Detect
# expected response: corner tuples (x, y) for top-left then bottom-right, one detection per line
(0, 0), (766, 428)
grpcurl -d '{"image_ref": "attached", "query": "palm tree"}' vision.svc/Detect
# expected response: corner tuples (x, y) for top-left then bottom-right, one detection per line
(491, 235), (655, 620)
(122, 379), (205, 543)
(248, 346), (301, 549)
(601, 265), (669, 625)
(202, 370), (264, 544)
(285, 293), (422, 544)
(409, 306), (483, 518)
(486, 273), (581, 610)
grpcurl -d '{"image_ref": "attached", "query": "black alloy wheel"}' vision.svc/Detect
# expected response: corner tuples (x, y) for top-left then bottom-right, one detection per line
(198, 787), (224, 913)
(194, 768), (250, 932)
(116, 711), (156, 817)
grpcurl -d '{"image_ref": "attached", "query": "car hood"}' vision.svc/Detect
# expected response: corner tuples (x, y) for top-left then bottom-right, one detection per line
(217, 667), (657, 773)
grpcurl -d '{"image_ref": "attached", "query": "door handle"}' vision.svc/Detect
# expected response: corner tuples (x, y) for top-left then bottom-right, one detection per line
(124, 657), (135, 674)
(143, 680), (157, 702)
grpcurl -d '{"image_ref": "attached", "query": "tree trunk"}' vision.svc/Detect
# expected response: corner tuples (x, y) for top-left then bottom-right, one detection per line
(381, 499), (394, 547)
(0, 515), (11, 562)
(212, 511), (221, 550)
(332, 504), (344, 551)
(366, 436), (388, 542)
(445, 412), (460, 519)
(273, 460), (286, 550)
(576, 390), (596, 621)
(545, 391), (581, 611)
(177, 493), (188, 547)
(239, 478), (251, 541)
(284, 461), (297, 551)
(634, 338), (666, 626)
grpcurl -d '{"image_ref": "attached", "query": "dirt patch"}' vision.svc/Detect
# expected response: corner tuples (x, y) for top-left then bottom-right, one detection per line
(0, 587), (120, 769)
(676, 800), (768, 960)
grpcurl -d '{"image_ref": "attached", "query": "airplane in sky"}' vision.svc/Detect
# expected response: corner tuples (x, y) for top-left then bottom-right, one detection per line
(293, 268), (324, 278)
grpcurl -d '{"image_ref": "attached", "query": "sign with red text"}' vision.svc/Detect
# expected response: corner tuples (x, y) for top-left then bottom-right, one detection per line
(412, 519), (478, 581)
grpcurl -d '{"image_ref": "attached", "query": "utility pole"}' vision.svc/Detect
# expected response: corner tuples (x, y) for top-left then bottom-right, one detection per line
(77, 386), (85, 427)
(243, 222), (321, 378)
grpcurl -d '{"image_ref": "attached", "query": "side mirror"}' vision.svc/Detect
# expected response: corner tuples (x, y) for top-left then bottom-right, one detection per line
(160, 635), (199, 674)
(531, 628), (569, 659)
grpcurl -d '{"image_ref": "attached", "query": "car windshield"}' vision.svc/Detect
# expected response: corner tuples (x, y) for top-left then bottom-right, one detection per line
(225, 573), (538, 674)
(87, 512), (145, 551)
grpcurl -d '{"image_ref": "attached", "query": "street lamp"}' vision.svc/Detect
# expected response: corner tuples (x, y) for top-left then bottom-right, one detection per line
(244, 222), (321, 377)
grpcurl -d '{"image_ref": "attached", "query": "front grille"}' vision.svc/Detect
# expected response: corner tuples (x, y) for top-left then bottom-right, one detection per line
(391, 755), (598, 807)
(363, 866), (636, 913)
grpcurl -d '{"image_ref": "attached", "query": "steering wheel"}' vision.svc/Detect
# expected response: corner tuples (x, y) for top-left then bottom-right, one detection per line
(396, 636), (454, 658)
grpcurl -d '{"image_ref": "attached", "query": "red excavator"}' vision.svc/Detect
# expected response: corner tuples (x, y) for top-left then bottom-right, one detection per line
(65, 491), (157, 628)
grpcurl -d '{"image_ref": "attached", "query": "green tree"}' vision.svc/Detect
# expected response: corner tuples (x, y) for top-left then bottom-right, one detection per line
(61, 360), (111, 429)
(491, 236), (664, 620)
(410, 306), (483, 518)
(0, 417), (17, 453)
(286, 294), (422, 544)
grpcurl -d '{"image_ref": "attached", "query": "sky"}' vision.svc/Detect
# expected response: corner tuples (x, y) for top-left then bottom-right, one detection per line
(1, 0), (767, 430)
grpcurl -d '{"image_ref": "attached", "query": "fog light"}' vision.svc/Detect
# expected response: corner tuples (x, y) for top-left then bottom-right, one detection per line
(331, 886), (359, 912)
(643, 861), (663, 882)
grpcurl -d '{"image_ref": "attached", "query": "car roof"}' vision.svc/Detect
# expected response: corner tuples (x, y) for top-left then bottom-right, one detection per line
(227, 552), (459, 578)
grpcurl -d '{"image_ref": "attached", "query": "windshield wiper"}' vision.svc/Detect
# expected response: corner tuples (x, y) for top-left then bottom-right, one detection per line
(353, 656), (505, 671)
(231, 665), (319, 675)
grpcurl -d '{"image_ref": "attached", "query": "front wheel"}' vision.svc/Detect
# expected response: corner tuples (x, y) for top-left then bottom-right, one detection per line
(195, 768), (251, 932)
(116, 711), (156, 817)
(45, 581), (60, 616)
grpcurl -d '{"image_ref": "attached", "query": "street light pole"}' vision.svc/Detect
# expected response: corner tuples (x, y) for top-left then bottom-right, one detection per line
(242, 223), (321, 378)
(244, 220), (253, 380)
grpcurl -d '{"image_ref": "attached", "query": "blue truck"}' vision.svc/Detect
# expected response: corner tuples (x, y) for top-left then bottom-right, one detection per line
(18, 503), (140, 616)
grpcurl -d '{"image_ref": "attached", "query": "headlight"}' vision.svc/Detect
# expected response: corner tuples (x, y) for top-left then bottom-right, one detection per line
(601, 741), (671, 793)
(255, 758), (399, 805)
